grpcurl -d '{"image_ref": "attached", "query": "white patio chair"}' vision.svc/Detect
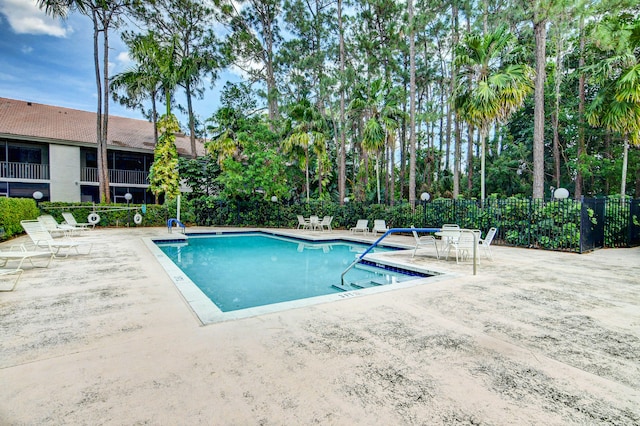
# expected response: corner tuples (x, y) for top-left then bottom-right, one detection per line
(479, 227), (497, 260)
(350, 219), (369, 234)
(296, 215), (311, 230)
(309, 215), (321, 231)
(371, 220), (389, 235)
(437, 225), (461, 253)
(411, 226), (439, 259)
(319, 216), (333, 231)
(446, 230), (480, 264)
(20, 220), (92, 258)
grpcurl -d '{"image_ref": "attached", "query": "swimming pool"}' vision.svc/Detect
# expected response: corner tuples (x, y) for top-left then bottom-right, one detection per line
(147, 231), (444, 323)
(155, 233), (429, 312)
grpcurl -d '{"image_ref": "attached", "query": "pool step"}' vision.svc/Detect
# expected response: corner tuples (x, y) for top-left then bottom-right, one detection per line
(350, 277), (385, 289)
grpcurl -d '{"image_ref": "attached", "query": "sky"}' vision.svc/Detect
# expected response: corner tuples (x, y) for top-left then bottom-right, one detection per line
(0, 0), (239, 128)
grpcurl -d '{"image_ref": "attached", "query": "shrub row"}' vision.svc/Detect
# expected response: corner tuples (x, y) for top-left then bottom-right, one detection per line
(191, 196), (640, 252)
(0, 197), (40, 240)
(37, 202), (175, 228)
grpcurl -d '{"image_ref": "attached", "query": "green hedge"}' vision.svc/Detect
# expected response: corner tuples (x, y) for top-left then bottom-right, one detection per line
(0, 197), (40, 240)
(190, 196), (640, 252)
(37, 202), (180, 228)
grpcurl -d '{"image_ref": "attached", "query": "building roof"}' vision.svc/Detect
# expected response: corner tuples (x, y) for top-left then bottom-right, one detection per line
(0, 97), (205, 157)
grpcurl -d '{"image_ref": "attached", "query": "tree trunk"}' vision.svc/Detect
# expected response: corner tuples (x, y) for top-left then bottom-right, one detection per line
(408, 0), (416, 209)
(389, 137), (396, 206)
(101, 22), (110, 203)
(480, 130), (486, 201)
(338, 0), (346, 205)
(186, 82), (198, 158)
(532, 16), (547, 199)
(450, 4), (459, 198)
(552, 32), (564, 189)
(93, 8), (110, 204)
(152, 94), (159, 145)
(635, 160), (640, 198)
(575, 15), (586, 199)
(264, 17), (279, 126)
(453, 116), (461, 199)
(305, 147), (310, 202)
(621, 139), (628, 199)
(467, 124), (474, 194)
(317, 151), (322, 199)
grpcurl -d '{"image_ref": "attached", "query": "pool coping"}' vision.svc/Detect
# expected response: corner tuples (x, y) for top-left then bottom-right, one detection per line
(144, 229), (455, 325)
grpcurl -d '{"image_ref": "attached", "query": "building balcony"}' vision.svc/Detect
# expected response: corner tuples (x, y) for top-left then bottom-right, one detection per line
(0, 162), (50, 180)
(81, 167), (149, 185)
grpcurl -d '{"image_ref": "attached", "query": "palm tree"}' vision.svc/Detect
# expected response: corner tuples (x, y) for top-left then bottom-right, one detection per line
(585, 17), (640, 199)
(110, 32), (164, 144)
(454, 25), (534, 201)
(348, 78), (404, 204)
(206, 107), (244, 167)
(37, 0), (130, 203)
(282, 100), (328, 202)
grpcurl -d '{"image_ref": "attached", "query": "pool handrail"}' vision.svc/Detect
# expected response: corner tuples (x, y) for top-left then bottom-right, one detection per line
(340, 227), (478, 287)
(167, 218), (186, 234)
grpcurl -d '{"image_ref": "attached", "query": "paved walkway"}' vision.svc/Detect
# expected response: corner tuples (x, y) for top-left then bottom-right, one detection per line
(1, 227), (639, 424)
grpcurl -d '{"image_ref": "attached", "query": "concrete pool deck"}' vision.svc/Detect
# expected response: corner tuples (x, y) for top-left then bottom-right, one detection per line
(1, 226), (639, 424)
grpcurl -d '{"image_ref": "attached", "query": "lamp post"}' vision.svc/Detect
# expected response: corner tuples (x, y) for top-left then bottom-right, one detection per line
(420, 192), (430, 225)
(343, 197), (350, 226)
(271, 195), (279, 227)
(32, 191), (43, 209)
(124, 192), (132, 226)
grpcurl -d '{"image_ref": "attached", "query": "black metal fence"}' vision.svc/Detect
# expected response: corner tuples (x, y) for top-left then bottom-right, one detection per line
(191, 197), (640, 253)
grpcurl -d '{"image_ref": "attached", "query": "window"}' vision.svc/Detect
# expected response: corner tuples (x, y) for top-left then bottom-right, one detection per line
(114, 152), (146, 172)
(82, 149), (97, 168)
(7, 182), (50, 200)
(9, 146), (41, 163)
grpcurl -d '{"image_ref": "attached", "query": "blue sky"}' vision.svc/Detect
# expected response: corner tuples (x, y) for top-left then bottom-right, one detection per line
(0, 0), (236, 128)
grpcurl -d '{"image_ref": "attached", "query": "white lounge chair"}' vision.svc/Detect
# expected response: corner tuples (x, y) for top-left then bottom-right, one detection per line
(20, 220), (92, 258)
(296, 215), (311, 230)
(411, 226), (439, 259)
(0, 267), (23, 292)
(62, 212), (94, 229)
(38, 214), (85, 237)
(371, 220), (389, 235)
(0, 246), (55, 269)
(319, 216), (333, 231)
(479, 227), (497, 260)
(350, 219), (368, 234)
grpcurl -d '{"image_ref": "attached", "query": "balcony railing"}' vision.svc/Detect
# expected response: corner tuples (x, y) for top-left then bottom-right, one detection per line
(81, 167), (149, 185)
(0, 162), (50, 180)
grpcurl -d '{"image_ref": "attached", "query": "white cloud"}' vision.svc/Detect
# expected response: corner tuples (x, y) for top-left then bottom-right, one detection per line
(116, 51), (131, 64)
(0, 0), (72, 37)
(21, 45), (33, 54)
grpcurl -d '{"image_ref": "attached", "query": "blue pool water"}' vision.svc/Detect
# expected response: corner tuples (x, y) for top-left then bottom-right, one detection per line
(155, 233), (425, 312)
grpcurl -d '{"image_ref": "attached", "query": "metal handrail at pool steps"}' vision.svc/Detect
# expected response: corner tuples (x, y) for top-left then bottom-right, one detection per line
(340, 227), (479, 287)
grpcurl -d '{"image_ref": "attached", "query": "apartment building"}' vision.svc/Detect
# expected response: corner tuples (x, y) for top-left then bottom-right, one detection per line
(0, 97), (203, 204)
